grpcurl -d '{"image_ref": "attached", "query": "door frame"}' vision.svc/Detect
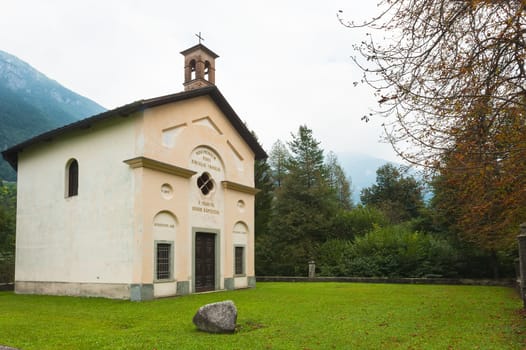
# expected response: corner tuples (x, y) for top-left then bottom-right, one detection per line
(192, 228), (220, 293)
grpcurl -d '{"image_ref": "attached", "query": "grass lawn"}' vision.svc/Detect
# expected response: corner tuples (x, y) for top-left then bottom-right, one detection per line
(0, 282), (525, 349)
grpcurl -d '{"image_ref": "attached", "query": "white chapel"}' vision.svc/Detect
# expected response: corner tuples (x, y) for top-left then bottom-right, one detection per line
(2, 43), (266, 301)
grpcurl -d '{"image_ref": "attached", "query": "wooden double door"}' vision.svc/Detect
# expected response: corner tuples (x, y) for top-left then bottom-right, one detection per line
(195, 232), (216, 292)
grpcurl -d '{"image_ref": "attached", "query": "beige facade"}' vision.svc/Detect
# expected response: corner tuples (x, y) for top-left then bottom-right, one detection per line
(2, 44), (266, 300)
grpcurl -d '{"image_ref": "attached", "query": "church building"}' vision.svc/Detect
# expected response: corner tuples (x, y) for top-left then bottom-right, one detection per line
(2, 43), (266, 301)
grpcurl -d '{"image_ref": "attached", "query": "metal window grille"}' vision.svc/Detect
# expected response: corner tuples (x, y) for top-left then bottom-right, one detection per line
(156, 243), (171, 280)
(197, 172), (214, 195)
(235, 247), (244, 275)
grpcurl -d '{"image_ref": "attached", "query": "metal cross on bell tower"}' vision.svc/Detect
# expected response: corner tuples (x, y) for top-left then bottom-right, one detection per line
(195, 32), (205, 45)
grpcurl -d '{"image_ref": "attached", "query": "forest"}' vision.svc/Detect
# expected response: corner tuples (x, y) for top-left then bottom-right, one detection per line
(254, 125), (516, 279)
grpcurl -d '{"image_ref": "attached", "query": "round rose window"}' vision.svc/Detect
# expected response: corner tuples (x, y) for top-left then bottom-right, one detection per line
(197, 172), (214, 195)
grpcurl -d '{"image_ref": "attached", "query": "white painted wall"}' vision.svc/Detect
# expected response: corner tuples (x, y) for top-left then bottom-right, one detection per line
(15, 116), (138, 285)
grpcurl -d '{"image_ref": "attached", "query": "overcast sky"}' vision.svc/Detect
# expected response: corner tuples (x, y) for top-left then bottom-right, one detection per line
(0, 0), (400, 162)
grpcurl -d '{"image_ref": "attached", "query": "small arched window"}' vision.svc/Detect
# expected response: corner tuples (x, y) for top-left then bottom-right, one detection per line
(66, 159), (79, 197)
(204, 61), (211, 80)
(190, 59), (197, 80)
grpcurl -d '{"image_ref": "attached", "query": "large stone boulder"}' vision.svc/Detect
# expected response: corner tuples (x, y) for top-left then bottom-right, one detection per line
(192, 300), (237, 333)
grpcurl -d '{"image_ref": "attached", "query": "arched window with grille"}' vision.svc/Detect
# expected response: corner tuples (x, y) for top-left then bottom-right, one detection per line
(233, 222), (248, 276)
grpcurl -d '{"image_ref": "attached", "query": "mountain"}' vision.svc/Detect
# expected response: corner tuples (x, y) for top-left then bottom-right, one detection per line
(0, 50), (106, 181)
(336, 152), (398, 204)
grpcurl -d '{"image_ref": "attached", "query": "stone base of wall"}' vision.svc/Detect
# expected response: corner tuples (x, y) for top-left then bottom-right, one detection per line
(15, 281), (131, 299)
(224, 278), (235, 290)
(131, 284), (154, 301)
(176, 281), (190, 295)
(14, 277), (259, 300)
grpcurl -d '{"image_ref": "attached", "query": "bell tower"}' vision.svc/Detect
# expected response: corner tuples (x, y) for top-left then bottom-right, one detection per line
(180, 39), (219, 91)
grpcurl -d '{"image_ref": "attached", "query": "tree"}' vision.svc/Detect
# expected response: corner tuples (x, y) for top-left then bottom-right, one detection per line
(341, 0), (526, 267)
(0, 181), (16, 282)
(254, 158), (274, 237)
(360, 164), (423, 223)
(434, 110), (525, 238)
(329, 205), (388, 240)
(287, 126), (327, 189)
(325, 151), (353, 210)
(253, 144), (276, 276)
(430, 112), (526, 276)
(340, 1), (526, 168)
(0, 181), (16, 250)
(251, 131), (274, 239)
(267, 125), (338, 275)
(268, 140), (290, 189)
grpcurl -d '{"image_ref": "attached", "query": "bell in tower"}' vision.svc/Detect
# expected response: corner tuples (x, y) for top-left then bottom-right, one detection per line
(180, 37), (219, 91)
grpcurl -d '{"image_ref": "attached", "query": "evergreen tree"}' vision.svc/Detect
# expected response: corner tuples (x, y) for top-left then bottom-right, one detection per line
(250, 131), (274, 239)
(287, 126), (326, 189)
(268, 140), (290, 189)
(267, 125), (338, 275)
(326, 151), (353, 210)
(254, 148), (275, 276)
(254, 157), (274, 237)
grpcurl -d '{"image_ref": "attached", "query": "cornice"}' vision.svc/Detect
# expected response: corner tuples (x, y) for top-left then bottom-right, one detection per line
(221, 181), (260, 195)
(124, 157), (196, 178)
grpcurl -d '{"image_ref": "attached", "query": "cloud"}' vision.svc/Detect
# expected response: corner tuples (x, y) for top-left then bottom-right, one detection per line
(0, 0), (399, 162)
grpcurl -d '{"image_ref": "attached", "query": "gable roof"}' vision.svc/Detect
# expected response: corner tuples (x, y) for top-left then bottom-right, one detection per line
(180, 43), (219, 58)
(2, 86), (267, 170)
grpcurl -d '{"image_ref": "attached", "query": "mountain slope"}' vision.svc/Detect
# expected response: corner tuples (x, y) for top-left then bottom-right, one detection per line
(0, 50), (106, 181)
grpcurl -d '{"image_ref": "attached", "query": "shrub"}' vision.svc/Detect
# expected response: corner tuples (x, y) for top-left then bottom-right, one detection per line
(317, 239), (352, 276)
(329, 206), (388, 240)
(349, 225), (460, 277)
(318, 224), (461, 278)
